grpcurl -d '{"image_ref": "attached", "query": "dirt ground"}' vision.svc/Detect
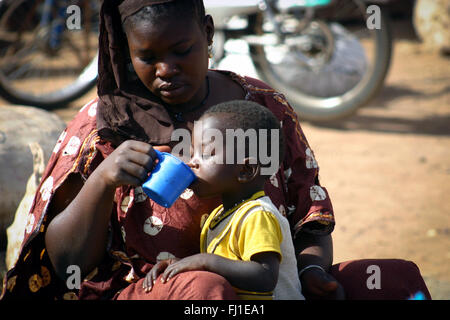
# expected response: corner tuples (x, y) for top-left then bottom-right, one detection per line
(1, 17), (448, 299)
(304, 19), (450, 299)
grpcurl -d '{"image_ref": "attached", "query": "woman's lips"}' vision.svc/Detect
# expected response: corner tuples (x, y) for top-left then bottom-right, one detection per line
(159, 83), (184, 98)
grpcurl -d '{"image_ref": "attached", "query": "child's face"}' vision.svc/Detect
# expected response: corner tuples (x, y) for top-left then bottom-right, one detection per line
(125, 15), (212, 106)
(188, 115), (240, 198)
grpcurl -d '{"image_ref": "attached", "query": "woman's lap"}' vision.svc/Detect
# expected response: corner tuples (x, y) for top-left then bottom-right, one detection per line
(330, 259), (432, 300)
(115, 270), (238, 300)
(114, 259), (431, 300)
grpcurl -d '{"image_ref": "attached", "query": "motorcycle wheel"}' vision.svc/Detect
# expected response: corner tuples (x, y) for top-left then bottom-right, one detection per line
(0, 0), (99, 109)
(250, 0), (392, 122)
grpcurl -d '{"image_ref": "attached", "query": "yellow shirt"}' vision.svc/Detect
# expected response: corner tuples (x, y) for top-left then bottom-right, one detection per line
(200, 191), (283, 300)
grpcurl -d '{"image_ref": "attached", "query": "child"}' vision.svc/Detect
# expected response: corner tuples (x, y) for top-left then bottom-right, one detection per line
(143, 100), (304, 300)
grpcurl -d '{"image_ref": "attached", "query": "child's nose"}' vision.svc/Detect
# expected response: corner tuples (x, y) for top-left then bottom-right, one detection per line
(187, 158), (199, 170)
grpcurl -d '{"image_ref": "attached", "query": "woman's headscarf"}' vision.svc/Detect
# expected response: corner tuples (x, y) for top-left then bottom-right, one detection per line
(96, 0), (176, 146)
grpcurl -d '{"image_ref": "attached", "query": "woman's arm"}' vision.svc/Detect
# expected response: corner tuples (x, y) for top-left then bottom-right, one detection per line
(294, 233), (345, 299)
(270, 98), (340, 298)
(45, 140), (159, 280)
(154, 252), (280, 293)
(45, 171), (116, 280)
(294, 232), (333, 272)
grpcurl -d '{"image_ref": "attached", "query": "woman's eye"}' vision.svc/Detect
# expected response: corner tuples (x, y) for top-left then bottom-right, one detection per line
(175, 46), (192, 56)
(138, 55), (155, 64)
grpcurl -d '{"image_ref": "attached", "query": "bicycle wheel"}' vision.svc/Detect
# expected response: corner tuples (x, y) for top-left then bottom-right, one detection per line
(0, 0), (99, 109)
(250, 0), (392, 122)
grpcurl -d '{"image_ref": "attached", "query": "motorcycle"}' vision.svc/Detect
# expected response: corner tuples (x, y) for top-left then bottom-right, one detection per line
(0, 0), (99, 108)
(0, 0), (392, 122)
(207, 0), (392, 121)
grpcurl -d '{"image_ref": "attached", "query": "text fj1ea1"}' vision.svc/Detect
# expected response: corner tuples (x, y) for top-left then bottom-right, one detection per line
(184, 303), (265, 317)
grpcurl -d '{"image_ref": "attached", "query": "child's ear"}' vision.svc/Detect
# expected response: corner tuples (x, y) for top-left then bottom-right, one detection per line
(237, 158), (260, 183)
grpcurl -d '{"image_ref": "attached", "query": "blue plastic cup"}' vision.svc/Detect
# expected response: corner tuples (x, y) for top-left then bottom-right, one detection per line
(142, 150), (196, 208)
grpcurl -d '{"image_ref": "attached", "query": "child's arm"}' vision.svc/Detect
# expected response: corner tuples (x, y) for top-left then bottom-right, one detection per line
(143, 210), (283, 293)
(156, 252), (280, 293)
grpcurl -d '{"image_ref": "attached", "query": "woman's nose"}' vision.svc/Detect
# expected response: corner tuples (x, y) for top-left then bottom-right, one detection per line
(155, 60), (179, 79)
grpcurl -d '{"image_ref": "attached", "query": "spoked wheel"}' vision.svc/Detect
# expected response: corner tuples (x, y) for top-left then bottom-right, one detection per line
(250, 0), (392, 122)
(0, 0), (99, 109)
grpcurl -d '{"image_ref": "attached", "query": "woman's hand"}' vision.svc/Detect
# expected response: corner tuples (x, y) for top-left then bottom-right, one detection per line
(45, 142), (170, 279)
(94, 140), (169, 188)
(300, 267), (345, 300)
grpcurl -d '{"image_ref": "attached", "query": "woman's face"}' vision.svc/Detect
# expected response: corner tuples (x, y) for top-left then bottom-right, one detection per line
(125, 15), (213, 106)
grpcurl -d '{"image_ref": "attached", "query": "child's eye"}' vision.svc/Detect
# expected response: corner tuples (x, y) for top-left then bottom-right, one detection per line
(202, 149), (216, 160)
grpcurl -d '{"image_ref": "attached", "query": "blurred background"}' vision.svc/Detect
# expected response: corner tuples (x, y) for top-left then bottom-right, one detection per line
(0, 0), (448, 299)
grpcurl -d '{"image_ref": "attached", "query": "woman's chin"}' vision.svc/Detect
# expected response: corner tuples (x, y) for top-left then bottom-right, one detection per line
(159, 88), (193, 106)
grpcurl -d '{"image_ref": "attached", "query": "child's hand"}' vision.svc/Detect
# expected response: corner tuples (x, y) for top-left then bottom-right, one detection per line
(143, 258), (179, 292)
(94, 141), (170, 189)
(160, 253), (212, 283)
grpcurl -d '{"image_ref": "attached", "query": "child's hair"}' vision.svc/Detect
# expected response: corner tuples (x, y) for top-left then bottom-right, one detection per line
(202, 100), (285, 168)
(122, 0), (206, 33)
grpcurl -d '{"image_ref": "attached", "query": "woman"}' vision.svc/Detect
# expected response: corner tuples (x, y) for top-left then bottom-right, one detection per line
(1, 0), (430, 300)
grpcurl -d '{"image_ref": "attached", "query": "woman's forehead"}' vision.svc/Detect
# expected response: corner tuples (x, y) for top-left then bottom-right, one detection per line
(118, 0), (174, 24)
(126, 15), (202, 47)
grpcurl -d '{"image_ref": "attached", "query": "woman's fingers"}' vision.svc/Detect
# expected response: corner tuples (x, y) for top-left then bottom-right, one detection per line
(119, 141), (158, 168)
(124, 149), (155, 173)
(123, 142), (173, 178)
(115, 148), (158, 183)
(116, 161), (149, 185)
(125, 140), (155, 155)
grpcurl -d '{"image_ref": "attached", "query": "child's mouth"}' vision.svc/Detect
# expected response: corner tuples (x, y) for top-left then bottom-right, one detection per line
(189, 178), (199, 189)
